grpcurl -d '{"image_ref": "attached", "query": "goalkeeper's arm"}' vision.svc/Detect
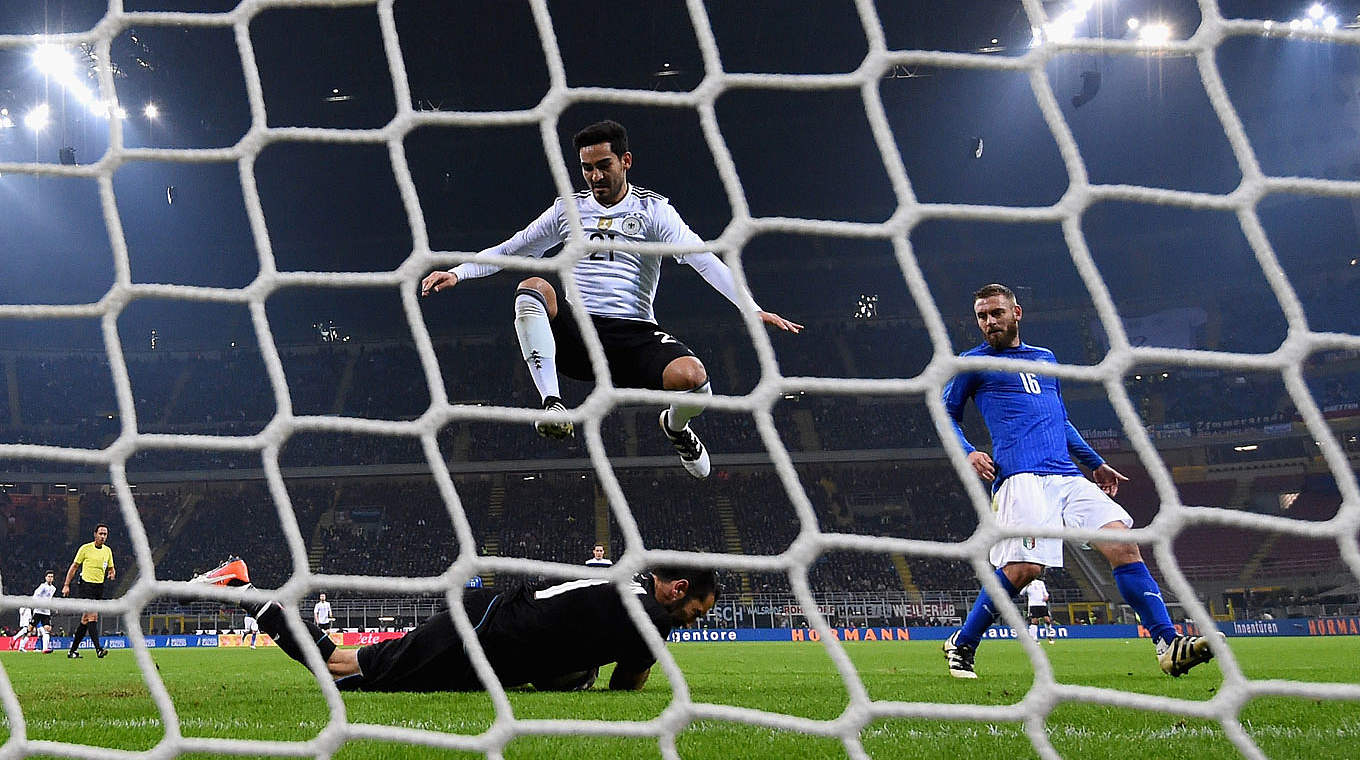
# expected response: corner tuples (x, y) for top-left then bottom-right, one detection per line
(608, 664), (651, 691)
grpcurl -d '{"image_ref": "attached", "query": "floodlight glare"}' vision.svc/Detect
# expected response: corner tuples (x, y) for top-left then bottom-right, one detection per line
(1045, 14), (1079, 42)
(1073, 0), (1095, 14)
(1127, 17), (1141, 30)
(1308, 3), (1326, 20)
(114, 106), (128, 119)
(144, 103), (159, 119)
(1323, 15), (1339, 30)
(24, 103), (51, 132)
(32, 44), (74, 78)
(1138, 22), (1173, 45)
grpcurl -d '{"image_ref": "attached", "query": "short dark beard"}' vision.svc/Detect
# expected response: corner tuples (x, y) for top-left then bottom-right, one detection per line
(985, 323), (1019, 350)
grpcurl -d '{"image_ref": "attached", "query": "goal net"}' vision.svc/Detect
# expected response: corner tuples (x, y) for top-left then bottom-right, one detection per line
(0, 0), (1357, 758)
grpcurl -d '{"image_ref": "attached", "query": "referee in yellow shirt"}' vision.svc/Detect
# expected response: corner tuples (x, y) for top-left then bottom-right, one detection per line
(62, 523), (116, 659)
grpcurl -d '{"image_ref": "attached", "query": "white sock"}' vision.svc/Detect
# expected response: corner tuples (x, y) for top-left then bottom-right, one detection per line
(666, 381), (711, 432)
(40, 629), (49, 650)
(513, 289), (561, 403)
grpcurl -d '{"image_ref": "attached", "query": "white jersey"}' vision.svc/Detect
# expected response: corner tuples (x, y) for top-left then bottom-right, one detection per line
(1023, 580), (1049, 609)
(33, 582), (56, 616)
(451, 185), (757, 323)
(18, 608), (32, 628)
(314, 601), (333, 625)
(585, 557), (613, 567)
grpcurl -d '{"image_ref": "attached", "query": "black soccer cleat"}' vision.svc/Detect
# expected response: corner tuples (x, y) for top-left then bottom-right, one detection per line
(660, 410), (711, 479)
(534, 397), (574, 440)
(1158, 634), (1219, 677)
(943, 631), (978, 679)
(67, 651), (81, 659)
(96, 648), (108, 659)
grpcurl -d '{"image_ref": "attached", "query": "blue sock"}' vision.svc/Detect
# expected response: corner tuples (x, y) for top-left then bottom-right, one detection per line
(956, 569), (1020, 649)
(1112, 561), (1176, 646)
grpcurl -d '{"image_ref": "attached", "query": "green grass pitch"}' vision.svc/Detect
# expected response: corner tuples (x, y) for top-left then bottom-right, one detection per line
(1, 638), (1356, 758)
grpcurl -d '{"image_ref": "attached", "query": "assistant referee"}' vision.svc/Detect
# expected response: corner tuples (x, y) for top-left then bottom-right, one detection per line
(63, 523), (116, 659)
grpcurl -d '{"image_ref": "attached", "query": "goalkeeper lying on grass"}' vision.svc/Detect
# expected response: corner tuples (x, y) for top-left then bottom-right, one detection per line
(191, 557), (717, 692)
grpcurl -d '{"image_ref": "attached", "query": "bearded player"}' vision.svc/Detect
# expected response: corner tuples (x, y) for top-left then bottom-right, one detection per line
(421, 120), (802, 479)
(941, 284), (1216, 679)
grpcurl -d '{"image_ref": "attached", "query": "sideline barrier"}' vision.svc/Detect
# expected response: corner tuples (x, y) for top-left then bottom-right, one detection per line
(3, 618), (1353, 652)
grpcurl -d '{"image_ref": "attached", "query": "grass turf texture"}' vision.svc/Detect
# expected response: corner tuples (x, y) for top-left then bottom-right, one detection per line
(1, 638), (1356, 759)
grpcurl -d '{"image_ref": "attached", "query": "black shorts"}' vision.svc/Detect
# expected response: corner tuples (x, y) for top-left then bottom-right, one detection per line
(32, 613), (51, 628)
(1029, 606), (1050, 619)
(546, 299), (698, 390)
(345, 591), (501, 693)
(72, 580), (105, 600)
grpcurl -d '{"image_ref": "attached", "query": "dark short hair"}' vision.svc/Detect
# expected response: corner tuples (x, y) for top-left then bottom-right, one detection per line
(652, 566), (720, 602)
(573, 120), (629, 158)
(973, 283), (1017, 303)
(593, 543), (604, 549)
(94, 523), (110, 533)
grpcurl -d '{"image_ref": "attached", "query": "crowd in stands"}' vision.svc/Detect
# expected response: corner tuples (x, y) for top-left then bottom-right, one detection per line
(2, 327), (1352, 473)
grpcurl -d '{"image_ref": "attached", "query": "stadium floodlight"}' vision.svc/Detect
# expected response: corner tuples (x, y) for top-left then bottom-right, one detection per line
(1127, 17), (1141, 30)
(1308, 3), (1326, 20)
(1138, 22), (1173, 45)
(1323, 15), (1339, 30)
(23, 103), (50, 132)
(1045, 13), (1080, 43)
(32, 43), (74, 78)
(144, 103), (159, 119)
(0, 108), (12, 130)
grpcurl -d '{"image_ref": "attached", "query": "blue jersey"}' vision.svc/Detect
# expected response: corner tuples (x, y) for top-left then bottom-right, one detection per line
(942, 342), (1104, 489)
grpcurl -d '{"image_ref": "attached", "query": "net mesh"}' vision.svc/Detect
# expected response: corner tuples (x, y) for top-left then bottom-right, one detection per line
(1, 0), (1358, 758)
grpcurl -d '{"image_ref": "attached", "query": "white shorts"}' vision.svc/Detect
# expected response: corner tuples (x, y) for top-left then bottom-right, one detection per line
(989, 472), (1133, 568)
(243, 617), (259, 633)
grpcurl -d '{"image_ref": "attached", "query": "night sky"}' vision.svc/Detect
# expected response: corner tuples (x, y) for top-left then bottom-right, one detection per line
(0, 0), (1357, 352)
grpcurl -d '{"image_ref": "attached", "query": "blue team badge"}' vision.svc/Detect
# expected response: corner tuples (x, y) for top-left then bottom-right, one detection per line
(621, 215), (642, 235)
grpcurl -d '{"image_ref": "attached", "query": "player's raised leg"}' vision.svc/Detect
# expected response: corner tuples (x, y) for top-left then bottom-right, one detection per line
(659, 355), (711, 479)
(514, 277), (573, 440)
(1091, 521), (1215, 676)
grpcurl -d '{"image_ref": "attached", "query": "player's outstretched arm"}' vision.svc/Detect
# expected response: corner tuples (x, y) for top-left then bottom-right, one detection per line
(757, 311), (803, 333)
(420, 270), (460, 296)
(608, 665), (651, 691)
(1091, 464), (1129, 497)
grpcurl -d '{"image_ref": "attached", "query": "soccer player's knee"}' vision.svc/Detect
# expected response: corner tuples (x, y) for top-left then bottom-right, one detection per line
(663, 358), (707, 390)
(1100, 541), (1143, 568)
(515, 279), (557, 319)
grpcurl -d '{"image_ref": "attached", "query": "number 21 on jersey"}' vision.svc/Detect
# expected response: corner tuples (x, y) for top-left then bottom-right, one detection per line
(1019, 372), (1042, 394)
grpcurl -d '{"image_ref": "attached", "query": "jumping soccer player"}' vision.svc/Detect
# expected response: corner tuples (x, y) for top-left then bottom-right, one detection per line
(585, 543), (613, 568)
(1022, 577), (1056, 645)
(63, 524), (115, 659)
(421, 120), (802, 479)
(193, 557), (717, 692)
(941, 284), (1215, 679)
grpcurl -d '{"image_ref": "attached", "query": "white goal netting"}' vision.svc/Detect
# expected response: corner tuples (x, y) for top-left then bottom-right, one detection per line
(1, 0), (1358, 758)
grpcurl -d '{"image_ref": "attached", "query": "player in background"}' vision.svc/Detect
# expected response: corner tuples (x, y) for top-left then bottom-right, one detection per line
(31, 571), (56, 653)
(190, 557), (717, 692)
(421, 120), (802, 479)
(585, 543), (613, 568)
(243, 613), (260, 649)
(63, 523), (115, 659)
(941, 284), (1215, 679)
(1022, 578), (1056, 644)
(313, 593), (334, 632)
(13, 608), (34, 651)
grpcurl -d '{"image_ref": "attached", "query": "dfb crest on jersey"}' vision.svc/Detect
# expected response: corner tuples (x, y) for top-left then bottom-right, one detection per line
(621, 215), (642, 236)
(597, 216), (614, 230)
(1023, 537), (1036, 550)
